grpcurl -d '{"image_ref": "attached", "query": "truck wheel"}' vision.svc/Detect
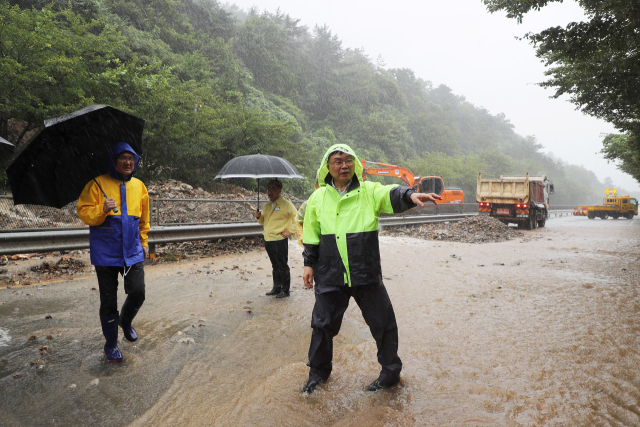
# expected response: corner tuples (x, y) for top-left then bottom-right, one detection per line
(627, 212), (635, 219)
(612, 213), (620, 219)
(601, 214), (608, 219)
(538, 216), (546, 228)
(588, 212), (595, 219)
(524, 214), (535, 230)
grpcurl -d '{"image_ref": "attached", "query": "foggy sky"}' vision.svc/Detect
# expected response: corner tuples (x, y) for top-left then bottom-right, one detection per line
(227, 0), (639, 193)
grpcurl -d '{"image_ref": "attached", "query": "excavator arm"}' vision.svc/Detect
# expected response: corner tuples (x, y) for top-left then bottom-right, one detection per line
(360, 160), (417, 187)
(360, 160), (444, 195)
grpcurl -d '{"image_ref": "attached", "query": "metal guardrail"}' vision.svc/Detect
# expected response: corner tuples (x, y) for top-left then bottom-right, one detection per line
(1, 194), (478, 230)
(0, 209), (573, 256)
(0, 214), (475, 255)
(547, 209), (574, 218)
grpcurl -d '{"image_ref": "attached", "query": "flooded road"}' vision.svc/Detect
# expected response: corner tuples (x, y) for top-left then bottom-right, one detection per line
(2, 216), (640, 426)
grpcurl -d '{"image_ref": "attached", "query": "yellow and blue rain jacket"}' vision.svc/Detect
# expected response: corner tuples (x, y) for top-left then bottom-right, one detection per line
(302, 144), (416, 287)
(77, 142), (149, 267)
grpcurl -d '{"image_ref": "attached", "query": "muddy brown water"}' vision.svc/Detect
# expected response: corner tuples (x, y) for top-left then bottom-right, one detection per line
(1, 216), (640, 426)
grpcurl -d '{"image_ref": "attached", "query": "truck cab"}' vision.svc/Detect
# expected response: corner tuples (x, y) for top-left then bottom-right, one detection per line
(581, 195), (638, 219)
(603, 196), (638, 217)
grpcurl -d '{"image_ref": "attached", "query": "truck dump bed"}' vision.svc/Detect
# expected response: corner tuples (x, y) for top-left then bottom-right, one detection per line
(476, 173), (544, 204)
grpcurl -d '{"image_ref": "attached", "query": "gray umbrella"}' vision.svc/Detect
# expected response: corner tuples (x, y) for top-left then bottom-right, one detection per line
(215, 154), (303, 210)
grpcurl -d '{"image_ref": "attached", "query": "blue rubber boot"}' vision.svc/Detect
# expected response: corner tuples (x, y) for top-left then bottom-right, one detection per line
(119, 297), (141, 342)
(100, 314), (123, 362)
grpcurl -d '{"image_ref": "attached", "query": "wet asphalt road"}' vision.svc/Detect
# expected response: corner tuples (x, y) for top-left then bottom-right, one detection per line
(1, 215), (640, 426)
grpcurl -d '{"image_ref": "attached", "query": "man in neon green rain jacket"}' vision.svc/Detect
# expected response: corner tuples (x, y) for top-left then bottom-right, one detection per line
(301, 144), (441, 394)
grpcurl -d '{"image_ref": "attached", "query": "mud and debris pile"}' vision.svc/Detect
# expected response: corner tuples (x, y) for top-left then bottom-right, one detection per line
(137, 179), (301, 225)
(381, 215), (525, 243)
(154, 236), (264, 263)
(1, 179), (303, 229)
(0, 200), (83, 229)
(30, 257), (88, 275)
(0, 252), (91, 287)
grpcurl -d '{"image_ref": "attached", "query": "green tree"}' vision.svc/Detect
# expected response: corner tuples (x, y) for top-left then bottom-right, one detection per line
(0, 4), (122, 144)
(601, 134), (640, 184)
(234, 15), (296, 96)
(483, 0), (640, 185)
(304, 24), (344, 120)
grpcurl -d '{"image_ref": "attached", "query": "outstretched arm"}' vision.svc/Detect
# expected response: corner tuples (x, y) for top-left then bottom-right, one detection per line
(410, 192), (442, 207)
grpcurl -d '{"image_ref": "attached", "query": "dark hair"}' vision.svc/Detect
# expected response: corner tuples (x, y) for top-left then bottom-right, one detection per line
(267, 179), (282, 189)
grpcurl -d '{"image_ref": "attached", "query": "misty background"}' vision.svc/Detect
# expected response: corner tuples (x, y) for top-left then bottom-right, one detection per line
(1, 0), (637, 205)
(226, 0), (634, 192)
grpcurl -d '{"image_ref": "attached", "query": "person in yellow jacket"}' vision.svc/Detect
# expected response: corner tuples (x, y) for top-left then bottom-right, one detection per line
(254, 179), (297, 298)
(77, 142), (149, 362)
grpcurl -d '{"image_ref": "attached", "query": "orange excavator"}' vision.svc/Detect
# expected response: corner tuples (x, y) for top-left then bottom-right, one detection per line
(360, 160), (463, 203)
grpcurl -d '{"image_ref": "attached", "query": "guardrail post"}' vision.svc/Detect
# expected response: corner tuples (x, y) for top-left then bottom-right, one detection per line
(149, 197), (154, 226)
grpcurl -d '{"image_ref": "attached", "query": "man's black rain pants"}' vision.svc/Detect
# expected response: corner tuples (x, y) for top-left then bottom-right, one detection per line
(265, 238), (290, 293)
(307, 280), (402, 384)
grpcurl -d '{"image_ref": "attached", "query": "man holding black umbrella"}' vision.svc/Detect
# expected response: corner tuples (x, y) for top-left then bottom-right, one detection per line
(254, 179), (297, 299)
(77, 142), (150, 362)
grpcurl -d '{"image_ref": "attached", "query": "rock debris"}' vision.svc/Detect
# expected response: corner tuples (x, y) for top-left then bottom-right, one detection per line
(381, 215), (526, 243)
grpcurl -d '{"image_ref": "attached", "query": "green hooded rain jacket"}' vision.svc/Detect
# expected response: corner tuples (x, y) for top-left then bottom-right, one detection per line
(302, 144), (417, 287)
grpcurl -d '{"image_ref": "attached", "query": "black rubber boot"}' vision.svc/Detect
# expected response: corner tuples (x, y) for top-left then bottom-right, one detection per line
(275, 290), (290, 298)
(276, 280), (290, 298)
(302, 378), (324, 394)
(367, 377), (399, 392)
(100, 314), (123, 362)
(119, 297), (142, 342)
(265, 287), (281, 296)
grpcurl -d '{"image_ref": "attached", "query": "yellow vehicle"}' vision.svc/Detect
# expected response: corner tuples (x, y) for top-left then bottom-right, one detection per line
(577, 194), (638, 219)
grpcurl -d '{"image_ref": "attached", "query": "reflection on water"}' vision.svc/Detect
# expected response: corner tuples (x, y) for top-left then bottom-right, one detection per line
(0, 328), (11, 347)
(1, 219), (640, 426)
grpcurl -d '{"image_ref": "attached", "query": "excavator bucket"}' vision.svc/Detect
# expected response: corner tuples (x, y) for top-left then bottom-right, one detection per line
(418, 176), (444, 196)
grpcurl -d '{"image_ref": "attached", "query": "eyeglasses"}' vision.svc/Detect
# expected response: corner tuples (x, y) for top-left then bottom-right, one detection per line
(117, 156), (135, 163)
(328, 159), (355, 167)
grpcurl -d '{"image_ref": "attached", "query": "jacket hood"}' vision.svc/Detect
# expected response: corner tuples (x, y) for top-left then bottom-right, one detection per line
(108, 142), (140, 181)
(317, 144), (363, 187)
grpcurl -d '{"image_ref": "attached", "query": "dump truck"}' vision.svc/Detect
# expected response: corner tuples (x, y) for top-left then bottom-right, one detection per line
(476, 173), (547, 229)
(500, 175), (554, 206)
(575, 194), (637, 219)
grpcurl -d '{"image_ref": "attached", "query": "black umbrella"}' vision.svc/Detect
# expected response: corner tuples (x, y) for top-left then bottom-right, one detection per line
(6, 105), (144, 208)
(215, 154), (303, 210)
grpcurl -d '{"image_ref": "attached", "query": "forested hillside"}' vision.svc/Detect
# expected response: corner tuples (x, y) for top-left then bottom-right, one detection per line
(0, 0), (626, 204)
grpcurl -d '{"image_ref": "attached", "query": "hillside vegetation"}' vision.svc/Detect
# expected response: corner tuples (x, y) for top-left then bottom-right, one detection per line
(0, 0), (627, 204)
